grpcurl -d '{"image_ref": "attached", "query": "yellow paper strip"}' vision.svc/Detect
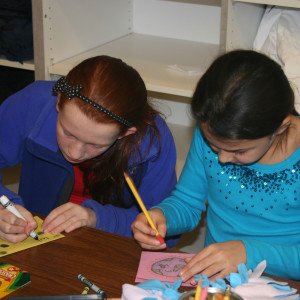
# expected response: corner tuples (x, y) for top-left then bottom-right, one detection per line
(0, 216), (65, 257)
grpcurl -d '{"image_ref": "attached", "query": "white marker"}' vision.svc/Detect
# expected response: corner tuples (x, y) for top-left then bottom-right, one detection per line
(0, 195), (38, 240)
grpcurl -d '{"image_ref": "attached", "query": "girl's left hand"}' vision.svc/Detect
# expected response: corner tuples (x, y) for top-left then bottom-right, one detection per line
(42, 203), (97, 234)
(179, 240), (247, 284)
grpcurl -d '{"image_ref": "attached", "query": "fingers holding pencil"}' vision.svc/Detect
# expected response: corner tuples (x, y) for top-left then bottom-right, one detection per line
(132, 208), (167, 249)
(124, 171), (167, 248)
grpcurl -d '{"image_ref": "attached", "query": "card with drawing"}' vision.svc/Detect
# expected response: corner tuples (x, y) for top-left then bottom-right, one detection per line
(135, 251), (195, 287)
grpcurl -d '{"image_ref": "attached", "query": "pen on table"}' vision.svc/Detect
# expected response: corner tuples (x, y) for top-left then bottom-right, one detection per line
(0, 195), (38, 241)
(123, 172), (165, 245)
(77, 274), (107, 299)
(81, 286), (90, 294)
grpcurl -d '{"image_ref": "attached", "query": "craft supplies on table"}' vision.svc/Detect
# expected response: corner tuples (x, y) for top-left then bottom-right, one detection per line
(179, 288), (243, 300)
(0, 263), (30, 298)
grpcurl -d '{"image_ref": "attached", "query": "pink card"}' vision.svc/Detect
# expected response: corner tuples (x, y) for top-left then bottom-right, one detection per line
(135, 251), (195, 287)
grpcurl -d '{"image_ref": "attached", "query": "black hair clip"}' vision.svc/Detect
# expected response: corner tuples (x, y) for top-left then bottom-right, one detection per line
(53, 77), (133, 128)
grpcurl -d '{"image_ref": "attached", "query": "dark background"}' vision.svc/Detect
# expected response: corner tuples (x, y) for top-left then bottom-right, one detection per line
(0, 0), (34, 104)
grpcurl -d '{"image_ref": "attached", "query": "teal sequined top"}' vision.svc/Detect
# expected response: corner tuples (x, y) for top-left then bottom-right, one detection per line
(157, 124), (300, 280)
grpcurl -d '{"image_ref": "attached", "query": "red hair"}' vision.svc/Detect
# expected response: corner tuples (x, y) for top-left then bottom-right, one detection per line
(57, 56), (161, 206)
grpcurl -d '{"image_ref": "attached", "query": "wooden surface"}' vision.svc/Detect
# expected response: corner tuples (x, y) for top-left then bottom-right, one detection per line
(3, 226), (145, 299)
(1, 222), (300, 299)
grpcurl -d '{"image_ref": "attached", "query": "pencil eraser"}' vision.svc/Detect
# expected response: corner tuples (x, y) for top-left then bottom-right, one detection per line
(156, 234), (165, 245)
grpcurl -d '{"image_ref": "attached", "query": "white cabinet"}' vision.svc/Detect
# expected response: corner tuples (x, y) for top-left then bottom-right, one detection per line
(30, 0), (300, 97)
(221, 0), (300, 53)
(32, 0), (221, 99)
(2, 0), (299, 100)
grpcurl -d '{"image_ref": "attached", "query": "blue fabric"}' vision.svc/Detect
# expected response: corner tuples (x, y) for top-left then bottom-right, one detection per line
(137, 279), (183, 299)
(0, 81), (179, 247)
(156, 124), (300, 279)
(194, 274), (210, 288)
(227, 264), (249, 288)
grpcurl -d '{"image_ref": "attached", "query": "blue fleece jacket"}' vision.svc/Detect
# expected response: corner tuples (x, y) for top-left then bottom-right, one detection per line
(0, 81), (179, 247)
(157, 124), (300, 279)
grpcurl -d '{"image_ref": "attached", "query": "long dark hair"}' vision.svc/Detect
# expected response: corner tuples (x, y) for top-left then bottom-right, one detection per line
(191, 50), (296, 139)
(57, 55), (161, 207)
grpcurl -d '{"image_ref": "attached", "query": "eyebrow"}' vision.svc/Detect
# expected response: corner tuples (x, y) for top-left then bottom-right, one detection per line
(205, 137), (252, 153)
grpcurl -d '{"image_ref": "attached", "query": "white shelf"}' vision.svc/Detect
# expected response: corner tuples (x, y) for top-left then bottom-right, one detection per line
(221, 0), (300, 52)
(233, 0), (300, 8)
(0, 57), (34, 71)
(49, 33), (219, 98)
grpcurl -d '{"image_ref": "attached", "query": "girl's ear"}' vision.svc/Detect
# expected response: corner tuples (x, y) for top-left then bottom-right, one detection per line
(118, 127), (137, 139)
(56, 94), (61, 112)
(275, 115), (291, 135)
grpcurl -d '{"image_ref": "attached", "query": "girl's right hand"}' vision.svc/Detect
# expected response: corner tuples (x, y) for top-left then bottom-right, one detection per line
(131, 208), (167, 250)
(0, 205), (36, 243)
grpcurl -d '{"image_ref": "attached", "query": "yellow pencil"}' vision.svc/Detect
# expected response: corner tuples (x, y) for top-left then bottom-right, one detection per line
(124, 172), (165, 244)
(195, 275), (202, 300)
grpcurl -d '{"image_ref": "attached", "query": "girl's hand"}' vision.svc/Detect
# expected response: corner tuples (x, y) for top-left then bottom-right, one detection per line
(42, 202), (97, 234)
(0, 204), (37, 243)
(131, 208), (167, 250)
(179, 240), (247, 284)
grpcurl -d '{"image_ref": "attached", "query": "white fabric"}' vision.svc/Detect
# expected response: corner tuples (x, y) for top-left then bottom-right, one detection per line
(121, 283), (165, 300)
(253, 6), (300, 113)
(231, 261), (299, 300)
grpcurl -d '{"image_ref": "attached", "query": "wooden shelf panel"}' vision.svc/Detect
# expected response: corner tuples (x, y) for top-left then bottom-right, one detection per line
(0, 57), (34, 71)
(233, 0), (300, 8)
(49, 33), (219, 98)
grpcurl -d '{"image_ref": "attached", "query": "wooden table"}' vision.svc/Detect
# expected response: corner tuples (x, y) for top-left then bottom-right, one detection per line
(2, 225), (300, 299)
(2, 226), (145, 299)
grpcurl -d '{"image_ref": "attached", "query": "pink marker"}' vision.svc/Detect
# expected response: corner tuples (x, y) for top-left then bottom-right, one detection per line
(199, 286), (208, 300)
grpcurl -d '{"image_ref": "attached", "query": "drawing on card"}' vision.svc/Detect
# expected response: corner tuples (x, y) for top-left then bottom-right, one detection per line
(135, 251), (195, 286)
(151, 257), (186, 276)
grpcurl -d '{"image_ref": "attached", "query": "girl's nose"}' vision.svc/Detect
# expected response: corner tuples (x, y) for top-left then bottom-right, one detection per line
(68, 141), (84, 160)
(218, 150), (234, 164)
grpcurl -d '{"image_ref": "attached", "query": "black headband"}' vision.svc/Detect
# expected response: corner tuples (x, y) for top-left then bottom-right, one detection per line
(52, 77), (133, 127)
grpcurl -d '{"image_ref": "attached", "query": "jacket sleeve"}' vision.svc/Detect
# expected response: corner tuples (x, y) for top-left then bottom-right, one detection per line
(156, 125), (208, 236)
(0, 81), (53, 205)
(243, 239), (300, 280)
(82, 116), (179, 247)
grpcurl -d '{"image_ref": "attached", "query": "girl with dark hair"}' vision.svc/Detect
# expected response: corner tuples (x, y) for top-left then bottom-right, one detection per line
(132, 50), (300, 280)
(0, 55), (178, 246)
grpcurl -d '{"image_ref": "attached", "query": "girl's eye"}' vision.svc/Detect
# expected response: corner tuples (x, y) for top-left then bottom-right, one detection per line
(235, 150), (246, 155)
(65, 132), (74, 138)
(63, 129), (73, 137)
(88, 144), (105, 149)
